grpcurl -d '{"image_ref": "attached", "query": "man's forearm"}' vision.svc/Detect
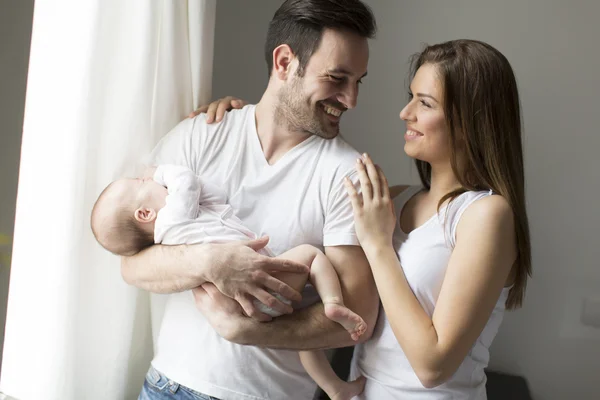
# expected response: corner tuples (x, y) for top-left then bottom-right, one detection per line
(227, 245), (380, 350)
(121, 243), (212, 293)
(231, 303), (355, 350)
(231, 279), (379, 350)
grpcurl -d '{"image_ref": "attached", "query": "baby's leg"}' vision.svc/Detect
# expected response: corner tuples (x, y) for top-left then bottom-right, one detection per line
(250, 245), (314, 317)
(299, 350), (365, 400)
(280, 245), (366, 341)
(272, 245), (315, 296)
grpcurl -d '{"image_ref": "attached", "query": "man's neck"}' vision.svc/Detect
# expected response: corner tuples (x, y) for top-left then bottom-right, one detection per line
(254, 93), (312, 165)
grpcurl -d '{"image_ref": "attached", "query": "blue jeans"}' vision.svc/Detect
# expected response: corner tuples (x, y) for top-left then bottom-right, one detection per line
(138, 366), (221, 400)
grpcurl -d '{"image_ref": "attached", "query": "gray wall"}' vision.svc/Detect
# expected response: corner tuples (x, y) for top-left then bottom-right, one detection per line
(213, 1), (600, 399)
(0, 0), (35, 373)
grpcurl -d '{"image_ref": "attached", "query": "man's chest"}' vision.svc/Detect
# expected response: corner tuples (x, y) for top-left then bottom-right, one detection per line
(198, 160), (329, 255)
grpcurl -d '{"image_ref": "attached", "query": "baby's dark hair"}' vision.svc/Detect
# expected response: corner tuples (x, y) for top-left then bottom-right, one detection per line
(90, 181), (154, 256)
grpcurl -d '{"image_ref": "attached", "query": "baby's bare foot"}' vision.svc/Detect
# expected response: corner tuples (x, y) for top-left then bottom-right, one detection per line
(324, 302), (367, 341)
(329, 376), (366, 400)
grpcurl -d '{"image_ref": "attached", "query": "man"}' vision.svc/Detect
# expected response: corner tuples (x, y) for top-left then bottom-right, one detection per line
(124, 1), (378, 399)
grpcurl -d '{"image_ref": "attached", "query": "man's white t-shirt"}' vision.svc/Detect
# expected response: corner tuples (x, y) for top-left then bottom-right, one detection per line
(146, 105), (361, 400)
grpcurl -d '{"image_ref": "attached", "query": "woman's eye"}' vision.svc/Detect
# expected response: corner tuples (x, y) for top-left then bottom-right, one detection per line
(420, 100), (431, 108)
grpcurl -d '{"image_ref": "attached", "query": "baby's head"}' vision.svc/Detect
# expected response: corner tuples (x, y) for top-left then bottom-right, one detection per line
(91, 177), (167, 256)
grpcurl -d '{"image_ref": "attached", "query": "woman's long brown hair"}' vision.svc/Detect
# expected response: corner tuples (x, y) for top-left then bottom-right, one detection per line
(410, 40), (531, 309)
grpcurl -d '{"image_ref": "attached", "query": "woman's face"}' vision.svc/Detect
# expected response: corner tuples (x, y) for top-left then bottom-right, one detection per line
(399, 63), (451, 166)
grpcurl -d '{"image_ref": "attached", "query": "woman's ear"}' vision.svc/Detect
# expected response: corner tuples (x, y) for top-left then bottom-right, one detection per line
(134, 207), (157, 223)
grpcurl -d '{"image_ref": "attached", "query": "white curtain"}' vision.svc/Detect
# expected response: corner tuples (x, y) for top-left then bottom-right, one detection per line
(0, 1), (215, 399)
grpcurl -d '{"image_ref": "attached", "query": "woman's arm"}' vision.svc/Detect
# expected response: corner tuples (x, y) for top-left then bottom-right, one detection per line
(346, 154), (516, 388)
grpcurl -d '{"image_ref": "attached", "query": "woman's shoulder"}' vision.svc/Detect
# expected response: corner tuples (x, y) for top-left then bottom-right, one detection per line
(443, 191), (513, 249)
(456, 193), (514, 237)
(461, 193), (512, 221)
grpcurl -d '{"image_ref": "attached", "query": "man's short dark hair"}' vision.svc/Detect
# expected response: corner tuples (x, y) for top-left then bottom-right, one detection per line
(265, 0), (377, 77)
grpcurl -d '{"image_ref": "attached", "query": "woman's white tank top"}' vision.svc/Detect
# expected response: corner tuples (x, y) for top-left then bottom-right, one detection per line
(350, 186), (511, 400)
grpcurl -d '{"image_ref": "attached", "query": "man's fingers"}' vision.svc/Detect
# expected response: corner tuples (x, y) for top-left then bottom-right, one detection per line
(201, 283), (246, 315)
(191, 285), (211, 311)
(266, 257), (309, 275)
(237, 296), (272, 322)
(252, 289), (293, 315)
(191, 285), (208, 300)
(260, 274), (302, 302)
(244, 236), (270, 252)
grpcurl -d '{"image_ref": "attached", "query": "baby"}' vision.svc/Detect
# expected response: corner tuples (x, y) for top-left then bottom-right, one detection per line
(91, 164), (366, 400)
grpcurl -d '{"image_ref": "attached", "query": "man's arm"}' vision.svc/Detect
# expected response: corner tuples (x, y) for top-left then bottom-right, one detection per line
(121, 238), (310, 312)
(196, 245), (379, 350)
(121, 243), (209, 294)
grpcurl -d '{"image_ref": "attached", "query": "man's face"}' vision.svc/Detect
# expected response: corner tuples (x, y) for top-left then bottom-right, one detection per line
(276, 28), (369, 139)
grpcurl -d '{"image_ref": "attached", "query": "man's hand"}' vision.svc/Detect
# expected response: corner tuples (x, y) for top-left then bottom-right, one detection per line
(192, 283), (252, 338)
(188, 96), (247, 123)
(207, 236), (309, 319)
(193, 245), (379, 351)
(141, 165), (157, 179)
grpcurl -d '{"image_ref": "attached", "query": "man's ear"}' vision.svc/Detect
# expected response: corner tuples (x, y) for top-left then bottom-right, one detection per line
(272, 44), (297, 81)
(134, 207), (157, 223)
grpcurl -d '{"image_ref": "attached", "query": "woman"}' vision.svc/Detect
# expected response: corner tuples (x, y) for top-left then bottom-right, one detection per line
(195, 39), (531, 399)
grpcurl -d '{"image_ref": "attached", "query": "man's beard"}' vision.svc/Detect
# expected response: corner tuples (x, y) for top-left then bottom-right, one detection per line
(274, 75), (339, 140)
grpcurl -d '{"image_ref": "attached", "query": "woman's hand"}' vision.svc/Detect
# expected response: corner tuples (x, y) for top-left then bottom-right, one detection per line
(344, 153), (396, 252)
(188, 96), (247, 123)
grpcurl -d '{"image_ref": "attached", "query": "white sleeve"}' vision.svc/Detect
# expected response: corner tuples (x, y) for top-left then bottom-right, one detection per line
(154, 165), (201, 221)
(323, 169), (360, 247)
(144, 114), (208, 171)
(199, 180), (229, 205)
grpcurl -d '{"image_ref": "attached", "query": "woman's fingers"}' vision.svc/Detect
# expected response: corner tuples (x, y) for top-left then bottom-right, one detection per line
(205, 101), (220, 123)
(344, 176), (362, 211)
(189, 96), (246, 122)
(356, 157), (373, 202)
(377, 165), (391, 199)
(362, 154), (382, 199)
(188, 106), (208, 118)
(231, 99), (247, 108)
(215, 96), (236, 122)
